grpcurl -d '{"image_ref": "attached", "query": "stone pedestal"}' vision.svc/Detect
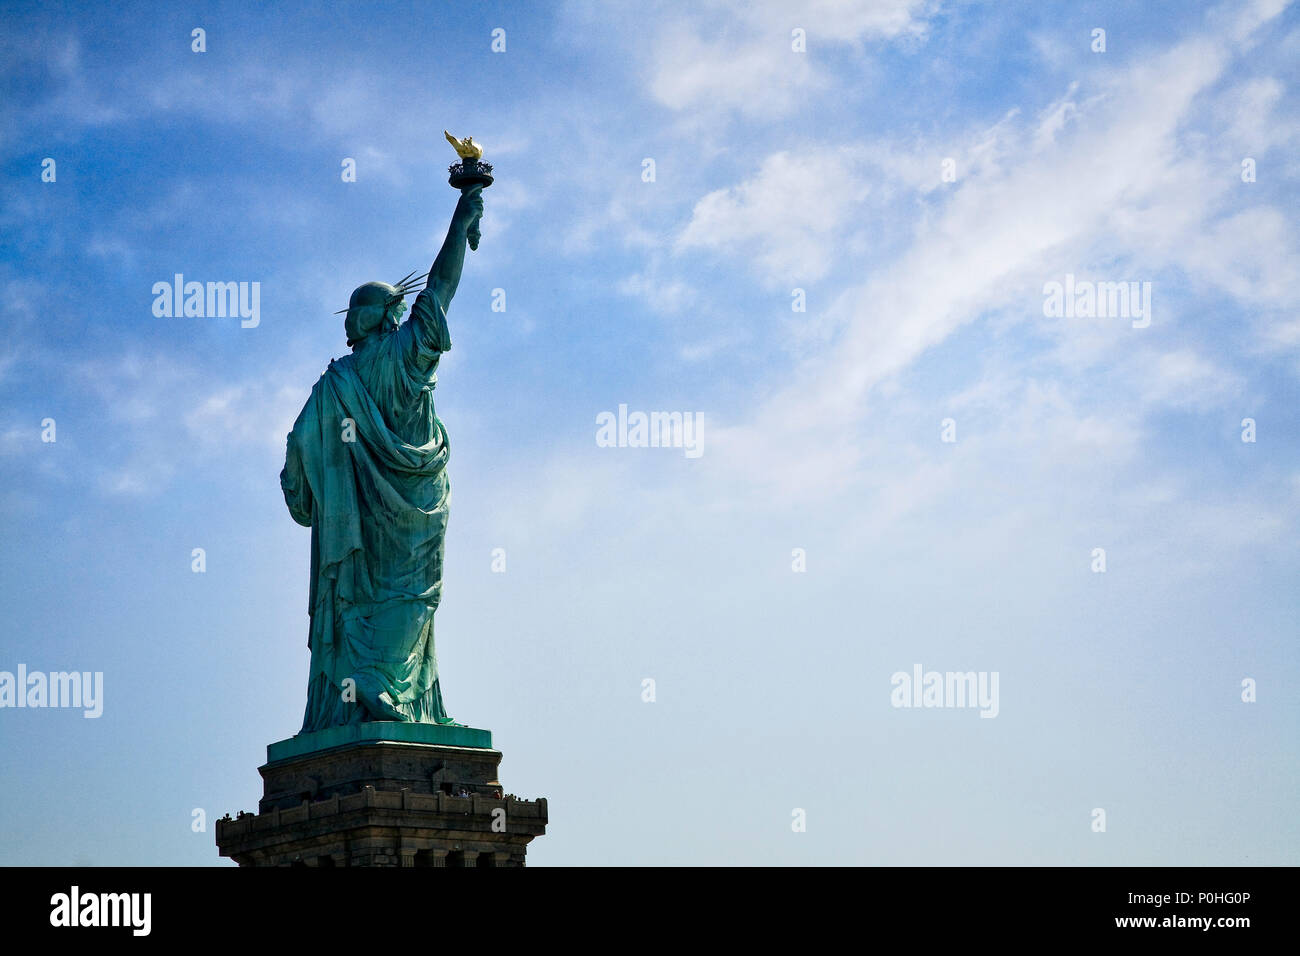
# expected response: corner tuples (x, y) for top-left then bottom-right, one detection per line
(216, 724), (547, 867)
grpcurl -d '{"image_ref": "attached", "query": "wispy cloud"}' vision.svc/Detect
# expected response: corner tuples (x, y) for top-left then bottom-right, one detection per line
(647, 0), (936, 120)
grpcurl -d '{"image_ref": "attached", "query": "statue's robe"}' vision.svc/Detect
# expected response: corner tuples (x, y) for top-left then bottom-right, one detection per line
(280, 289), (455, 731)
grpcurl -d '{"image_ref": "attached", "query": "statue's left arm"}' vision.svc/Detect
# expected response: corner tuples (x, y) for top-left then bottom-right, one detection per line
(280, 426), (314, 527)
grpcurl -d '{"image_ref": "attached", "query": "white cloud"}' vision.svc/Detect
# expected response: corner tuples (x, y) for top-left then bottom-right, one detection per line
(1140, 349), (1243, 411)
(706, 2), (1295, 470)
(675, 148), (871, 285)
(183, 382), (305, 453)
(616, 271), (697, 313)
(647, 0), (935, 119)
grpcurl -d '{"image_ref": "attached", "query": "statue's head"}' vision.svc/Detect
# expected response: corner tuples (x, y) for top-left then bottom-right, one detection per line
(344, 281), (408, 347)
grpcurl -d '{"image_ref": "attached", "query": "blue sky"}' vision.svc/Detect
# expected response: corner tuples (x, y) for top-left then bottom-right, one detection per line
(1, 0), (1297, 865)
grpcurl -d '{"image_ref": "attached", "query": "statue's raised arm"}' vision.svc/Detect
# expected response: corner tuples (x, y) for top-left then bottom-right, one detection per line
(387, 187), (483, 375)
(423, 185), (484, 316)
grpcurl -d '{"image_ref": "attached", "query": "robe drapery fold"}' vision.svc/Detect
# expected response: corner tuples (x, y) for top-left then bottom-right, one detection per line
(280, 288), (456, 731)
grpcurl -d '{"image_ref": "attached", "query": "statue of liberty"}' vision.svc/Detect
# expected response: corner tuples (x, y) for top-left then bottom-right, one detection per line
(279, 181), (484, 732)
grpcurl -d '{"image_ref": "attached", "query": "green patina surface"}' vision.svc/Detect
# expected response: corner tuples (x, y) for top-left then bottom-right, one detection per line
(267, 721), (493, 764)
(278, 184), (486, 742)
